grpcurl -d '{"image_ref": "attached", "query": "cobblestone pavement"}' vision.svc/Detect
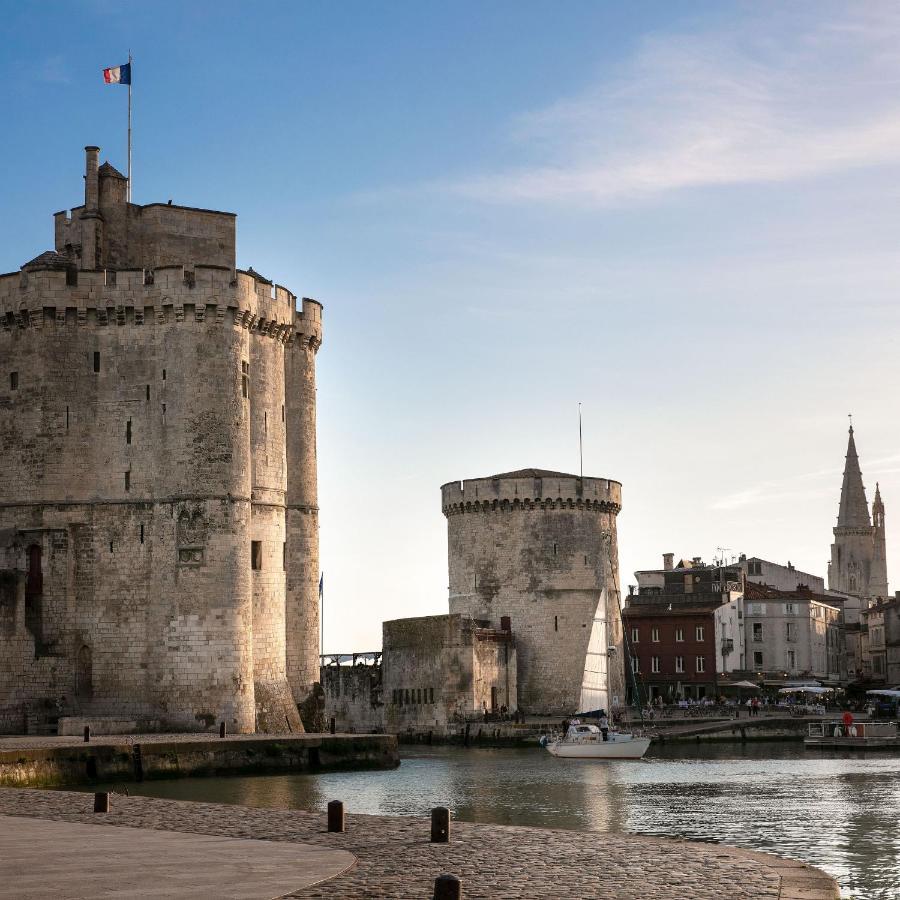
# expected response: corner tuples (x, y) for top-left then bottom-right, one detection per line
(0, 788), (839, 899)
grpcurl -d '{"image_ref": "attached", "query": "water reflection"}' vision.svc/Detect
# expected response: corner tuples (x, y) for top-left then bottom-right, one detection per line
(87, 744), (900, 898)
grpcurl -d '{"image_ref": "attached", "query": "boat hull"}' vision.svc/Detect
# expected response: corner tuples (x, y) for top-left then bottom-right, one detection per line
(547, 736), (651, 759)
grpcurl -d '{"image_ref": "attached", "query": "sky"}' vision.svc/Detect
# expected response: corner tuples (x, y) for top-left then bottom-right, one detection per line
(3, 1), (900, 652)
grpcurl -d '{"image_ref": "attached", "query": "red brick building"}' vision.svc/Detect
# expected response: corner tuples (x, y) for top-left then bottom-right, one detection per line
(623, 603), (721, 701)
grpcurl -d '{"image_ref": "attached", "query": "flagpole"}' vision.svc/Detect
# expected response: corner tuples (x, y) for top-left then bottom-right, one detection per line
(578, 402), (583, 479)
(127, 50), (132, 202)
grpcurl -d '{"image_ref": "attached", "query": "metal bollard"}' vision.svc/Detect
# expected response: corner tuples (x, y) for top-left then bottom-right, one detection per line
(430, 806), (450, 843)
(83, 725), (90, 743)
(433, 874), (461, 900)
(219, 721), (226, 738)
(329, 717), (336, 735)
(327, 799), (345, 833)
(93, 792), (109, 813)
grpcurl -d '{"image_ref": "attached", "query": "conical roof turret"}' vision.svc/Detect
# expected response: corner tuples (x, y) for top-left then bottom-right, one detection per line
(837, 425), (871, 528)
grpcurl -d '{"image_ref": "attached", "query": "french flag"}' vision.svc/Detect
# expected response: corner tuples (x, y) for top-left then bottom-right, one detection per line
(102, 63), (131, 85)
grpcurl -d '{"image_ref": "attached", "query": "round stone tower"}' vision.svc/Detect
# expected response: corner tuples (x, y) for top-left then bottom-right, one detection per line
(441, 469), (625, 716)
(0, 146), (322, 734)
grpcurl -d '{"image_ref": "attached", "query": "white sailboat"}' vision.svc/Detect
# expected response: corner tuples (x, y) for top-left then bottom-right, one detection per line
(542, 587), (651, 760)
(544, 723), (650, 759)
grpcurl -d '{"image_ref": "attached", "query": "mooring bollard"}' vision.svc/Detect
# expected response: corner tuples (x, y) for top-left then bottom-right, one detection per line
(431, 806), (450, 843)
(93, 792), (109, 813)
(327, 799), (345, 832)
(329, 716), (336, 735)
(219, 721), (226, 738)
(433, 873), (461, 900)
(83, 725), (90, 743)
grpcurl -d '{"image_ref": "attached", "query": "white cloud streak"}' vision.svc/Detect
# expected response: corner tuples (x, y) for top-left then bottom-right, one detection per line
(448, 5), (900, 207)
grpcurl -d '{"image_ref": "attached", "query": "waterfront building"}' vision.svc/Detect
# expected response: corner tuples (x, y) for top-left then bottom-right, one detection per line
(623, 557), (743, 701)
(0, 146), (323, 735)
(739, 556), (825, 593)
(743, 583), (843, 683)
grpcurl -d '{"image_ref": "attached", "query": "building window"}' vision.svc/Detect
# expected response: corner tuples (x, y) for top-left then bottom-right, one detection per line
(695, 625), (704, 641)
(786, 622), (796, 642)
(283, 542), (287, 570)
(696, 656), (705, 673)
(241, 361), (249, 398)
(554, 615), (558, 632)
(251, 541), (262, 570)
(124, 471), (130, 492)
(9, 372), (18, 391)
(787, 650), (796, 669)
(675, 656), (684, 673)
(651, 656), (660, 673)
(631, 657), (640, 674)
(675, 627), (684, 642)
(784, 603), (795, 615)
(126, 419), (132, 444)
(93, 351), (101, 373)
(753, 651), (763, 667)
(748, 560), (763, 575)
(651, 627), (660, 642)
(631, 627), (639, 643)
(752, 623), (763, 642)
(429, 687), (434, 703)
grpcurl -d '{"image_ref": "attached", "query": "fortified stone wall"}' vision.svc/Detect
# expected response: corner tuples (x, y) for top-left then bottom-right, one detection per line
(382, 614), (516, 736)
(442, 471), (625, 716)
(320, 663), (384, 734)
(0, 146), (323, 735)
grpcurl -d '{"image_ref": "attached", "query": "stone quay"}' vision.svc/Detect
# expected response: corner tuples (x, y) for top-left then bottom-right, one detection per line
(0, 786), (839, 898)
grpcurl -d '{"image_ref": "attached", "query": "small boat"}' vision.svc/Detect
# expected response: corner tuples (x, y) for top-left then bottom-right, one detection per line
(543, 723), (651, 759)
(805, 720), (900, 750)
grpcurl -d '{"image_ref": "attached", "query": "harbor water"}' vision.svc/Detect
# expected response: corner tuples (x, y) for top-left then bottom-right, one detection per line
(89, 743), (900, 899)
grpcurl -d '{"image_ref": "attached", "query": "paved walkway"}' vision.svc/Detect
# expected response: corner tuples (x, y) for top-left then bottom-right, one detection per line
(0, 788), (839, 899)
(0, 815), (354, 899)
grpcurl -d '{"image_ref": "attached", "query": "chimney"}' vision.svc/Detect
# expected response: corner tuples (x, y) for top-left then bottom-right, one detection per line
(84, 146), (100, 211)
(663, 553), (674, 571)
(692, 556), (702, 567)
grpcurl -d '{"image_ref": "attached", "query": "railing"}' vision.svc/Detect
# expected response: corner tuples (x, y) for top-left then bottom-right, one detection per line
(320, 651), (382, 667)
(808, 721), (898, 738)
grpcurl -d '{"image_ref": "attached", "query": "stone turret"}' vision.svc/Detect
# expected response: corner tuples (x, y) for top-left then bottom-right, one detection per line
(442, 469), (625, 716)
(0, 145), (323, 735)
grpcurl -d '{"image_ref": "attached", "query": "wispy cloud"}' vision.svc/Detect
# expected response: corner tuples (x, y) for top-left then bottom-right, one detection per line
(711, 452), (900, 511)
(446, 6), (900, 207)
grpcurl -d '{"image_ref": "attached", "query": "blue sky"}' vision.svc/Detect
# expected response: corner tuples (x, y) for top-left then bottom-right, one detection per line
(3, 1), (900, 651)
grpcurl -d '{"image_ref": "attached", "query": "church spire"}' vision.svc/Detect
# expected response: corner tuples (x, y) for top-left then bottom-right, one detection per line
(836, 424), (871, 528)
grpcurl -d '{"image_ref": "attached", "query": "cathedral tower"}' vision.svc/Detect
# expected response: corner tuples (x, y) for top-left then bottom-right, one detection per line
(828, 426), (888, 601)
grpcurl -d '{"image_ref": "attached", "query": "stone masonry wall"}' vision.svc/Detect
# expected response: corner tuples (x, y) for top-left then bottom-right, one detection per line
(442, 473), (624, 716)
(321, 664), (384, 734)
(382, 614), (516, 736)
(0, 155), (322, 734)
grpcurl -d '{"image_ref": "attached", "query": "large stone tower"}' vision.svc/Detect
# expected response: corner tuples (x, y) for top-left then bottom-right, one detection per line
(828, 426), (889, 601)
(441, 469), (625, 716)
(0, 146), (322, 734)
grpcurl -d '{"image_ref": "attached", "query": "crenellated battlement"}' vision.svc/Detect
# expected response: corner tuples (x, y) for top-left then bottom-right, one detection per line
(0, 264), (323, 347)
(441, 471), (621, 517)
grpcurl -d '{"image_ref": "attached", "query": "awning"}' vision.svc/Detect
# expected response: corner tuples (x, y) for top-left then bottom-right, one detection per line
(866, 689), (900, 698)
(778, 686), (833, 694)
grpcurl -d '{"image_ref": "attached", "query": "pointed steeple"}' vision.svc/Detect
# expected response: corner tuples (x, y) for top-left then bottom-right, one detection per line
(837, 425), (871, 528)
